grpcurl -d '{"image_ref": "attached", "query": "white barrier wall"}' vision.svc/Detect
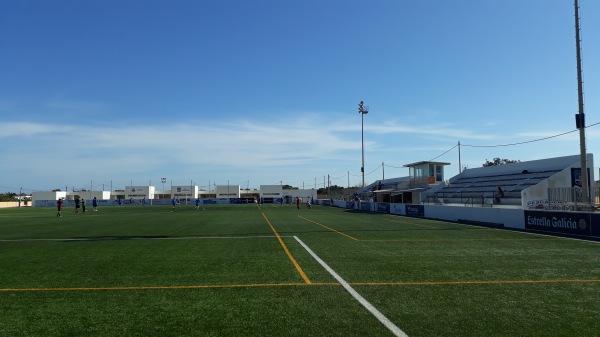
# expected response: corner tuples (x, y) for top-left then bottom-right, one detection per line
(424, 205), (525, 229)
(390, 203), (524, 229)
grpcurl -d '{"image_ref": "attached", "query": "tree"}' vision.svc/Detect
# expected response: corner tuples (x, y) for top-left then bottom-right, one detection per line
(282, 185), (298, 190)
(483, 158), (520, 167)
(0, 192), (17, 202)
(317, 185), (345, 195)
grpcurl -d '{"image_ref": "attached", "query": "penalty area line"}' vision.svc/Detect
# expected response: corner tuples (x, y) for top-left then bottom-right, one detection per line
(294, 236), (409, 337)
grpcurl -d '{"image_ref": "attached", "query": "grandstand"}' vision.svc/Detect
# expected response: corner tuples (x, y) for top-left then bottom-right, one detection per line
(427, 154), (594, 208)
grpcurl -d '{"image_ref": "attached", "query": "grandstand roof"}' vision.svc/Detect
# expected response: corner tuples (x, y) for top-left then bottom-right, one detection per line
(403, 161), (450, 167)
(454, 154), (585, 180)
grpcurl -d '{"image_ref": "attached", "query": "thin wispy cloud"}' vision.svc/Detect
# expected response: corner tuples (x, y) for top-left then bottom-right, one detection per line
(367, 122), (496, 140)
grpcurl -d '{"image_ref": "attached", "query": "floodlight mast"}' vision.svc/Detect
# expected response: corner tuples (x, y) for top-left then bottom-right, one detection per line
(574, 0), (589, 203)
(358, 101), (369, 187)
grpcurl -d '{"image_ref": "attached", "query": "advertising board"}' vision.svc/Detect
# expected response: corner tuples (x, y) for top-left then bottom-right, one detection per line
(524, 210), (590, 236)
(405, 204), (424, 217)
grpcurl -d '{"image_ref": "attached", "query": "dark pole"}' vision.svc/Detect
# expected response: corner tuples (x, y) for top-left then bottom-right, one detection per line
(574, 0), (589, 202)
(358, 101), (369, 187)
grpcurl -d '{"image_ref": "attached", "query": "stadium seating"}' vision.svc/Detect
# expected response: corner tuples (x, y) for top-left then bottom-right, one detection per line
(434, 169), (562, 206)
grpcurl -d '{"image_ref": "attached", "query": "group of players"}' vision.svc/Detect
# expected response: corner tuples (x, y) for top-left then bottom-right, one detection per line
(56, 195), (312, 216)
(56, 197), (99, 217)
(293, 197), (311, 209)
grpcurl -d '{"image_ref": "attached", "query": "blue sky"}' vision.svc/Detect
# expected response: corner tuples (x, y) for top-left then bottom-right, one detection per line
(1, 0), (599, 193)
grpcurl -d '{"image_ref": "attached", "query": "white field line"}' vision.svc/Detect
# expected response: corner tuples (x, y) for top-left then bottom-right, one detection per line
(294, 236), (409, 337)
(0, 235), (290, 243)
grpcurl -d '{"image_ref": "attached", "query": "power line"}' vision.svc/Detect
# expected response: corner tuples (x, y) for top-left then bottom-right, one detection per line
(462, 130), (578, 148)
(365, 164), (382, 176)
(428, 144), (458, 161)
(331, 173), (347, 180)
(462, 122), (600, 148)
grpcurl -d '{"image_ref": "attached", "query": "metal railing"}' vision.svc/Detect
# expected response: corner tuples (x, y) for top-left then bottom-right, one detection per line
(547, 187), (598, 211)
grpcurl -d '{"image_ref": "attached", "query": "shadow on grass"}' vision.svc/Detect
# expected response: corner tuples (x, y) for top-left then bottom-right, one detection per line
(66, 235), (172, 242)
(65, 233), (276, 242)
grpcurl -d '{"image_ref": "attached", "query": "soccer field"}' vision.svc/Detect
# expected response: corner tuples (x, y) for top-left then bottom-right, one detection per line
(1, 204), (599, 337)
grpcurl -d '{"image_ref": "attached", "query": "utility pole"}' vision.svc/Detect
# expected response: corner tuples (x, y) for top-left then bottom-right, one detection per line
(574, 0), (589, 203)
(358, 101), (369, 187)
(458, 141), (462, 173)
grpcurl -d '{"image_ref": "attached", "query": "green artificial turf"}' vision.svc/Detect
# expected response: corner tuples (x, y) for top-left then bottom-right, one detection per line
(1, 204), (599, 336)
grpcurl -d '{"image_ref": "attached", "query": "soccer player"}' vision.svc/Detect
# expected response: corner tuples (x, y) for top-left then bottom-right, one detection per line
(92, 197), (98, 211)
(74, 197), (81, 213)
(56, 198), (63, 217)
(81, 197), (86, 213)
(195, 198), (200, 210)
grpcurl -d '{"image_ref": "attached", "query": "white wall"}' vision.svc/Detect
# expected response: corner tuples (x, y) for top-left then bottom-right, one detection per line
(216, 185), (240, 198)
(424, 204), (525, 229)
(126, 186), (156, 199)
(260, 185), (283, 197)
(32, 191), (67, 203)
(171, 185), (197, 198)
(389, 203), (524, 229)
(72, 191), (111, 200)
